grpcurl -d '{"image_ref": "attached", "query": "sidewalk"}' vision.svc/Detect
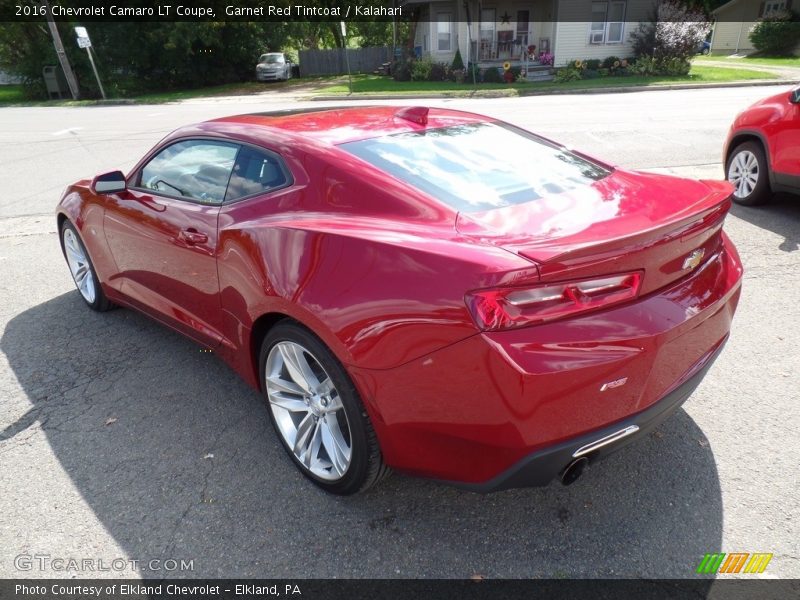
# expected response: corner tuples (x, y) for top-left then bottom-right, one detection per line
(310, 77), (797, 102)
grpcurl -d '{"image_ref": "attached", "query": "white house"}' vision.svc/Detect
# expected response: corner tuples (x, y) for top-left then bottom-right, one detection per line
(403, 0), (657, 68)
(710, 0), (795, 54)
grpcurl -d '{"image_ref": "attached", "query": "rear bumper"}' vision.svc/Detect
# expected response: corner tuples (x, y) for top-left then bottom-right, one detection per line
(349, 233), (743, 488)
(448, 336), (726, 492)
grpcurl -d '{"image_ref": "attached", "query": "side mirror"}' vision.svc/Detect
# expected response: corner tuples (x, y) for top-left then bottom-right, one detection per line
(791, 88), (800, 104)
(92, 170), (127, 194)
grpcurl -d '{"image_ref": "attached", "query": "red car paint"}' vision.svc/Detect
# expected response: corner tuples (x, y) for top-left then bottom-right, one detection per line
(725, 86), (800, 194)
(57, 106), (743, 487)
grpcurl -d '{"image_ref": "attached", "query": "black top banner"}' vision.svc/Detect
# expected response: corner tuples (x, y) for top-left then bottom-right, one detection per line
(7, 0), (404, 22)
(1, 0), (754, 22)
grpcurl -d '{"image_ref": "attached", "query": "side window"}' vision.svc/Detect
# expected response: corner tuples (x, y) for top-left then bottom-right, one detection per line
(139, 140), (239, 204)
(225, 146), (290, 202)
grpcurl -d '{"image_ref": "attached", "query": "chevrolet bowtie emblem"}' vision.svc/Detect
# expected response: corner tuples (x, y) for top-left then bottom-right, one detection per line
(682, 248), (705, 271)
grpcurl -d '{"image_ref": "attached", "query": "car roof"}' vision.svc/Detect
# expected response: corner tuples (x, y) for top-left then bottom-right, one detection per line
(208, 106), (495, 145)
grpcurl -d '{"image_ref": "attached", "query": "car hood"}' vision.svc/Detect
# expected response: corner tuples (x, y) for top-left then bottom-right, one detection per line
(455, 168), (733, 265)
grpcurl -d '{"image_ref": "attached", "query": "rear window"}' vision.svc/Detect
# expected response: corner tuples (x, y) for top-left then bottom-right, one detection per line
(341, 122), (610, 213)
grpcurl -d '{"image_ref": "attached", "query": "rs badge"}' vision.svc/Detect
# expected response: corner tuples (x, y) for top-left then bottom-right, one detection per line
(600, 377), (628, 392)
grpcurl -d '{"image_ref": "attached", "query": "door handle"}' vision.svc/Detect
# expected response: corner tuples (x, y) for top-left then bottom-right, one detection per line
(179, 228), (208, 245)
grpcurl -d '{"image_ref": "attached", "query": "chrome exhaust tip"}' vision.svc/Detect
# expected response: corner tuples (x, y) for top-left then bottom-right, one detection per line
(560, 457), (589, 486)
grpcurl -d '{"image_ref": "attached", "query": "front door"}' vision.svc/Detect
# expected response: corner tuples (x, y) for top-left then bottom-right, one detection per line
(103, 139), (239, 346)
(516, 9), (530, 49)
(480, 9), (496, 60)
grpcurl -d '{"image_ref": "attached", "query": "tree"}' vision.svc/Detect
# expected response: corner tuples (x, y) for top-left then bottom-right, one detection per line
(0, 21), (295, 98)
(629, 0), (711, 72)
(675, 0), (727, 13)
(749, 11), (800, 56)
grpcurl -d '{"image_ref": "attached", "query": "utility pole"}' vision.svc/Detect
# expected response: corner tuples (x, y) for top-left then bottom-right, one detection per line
(43, 0), (80, 99)
(341, 21), (352, 95)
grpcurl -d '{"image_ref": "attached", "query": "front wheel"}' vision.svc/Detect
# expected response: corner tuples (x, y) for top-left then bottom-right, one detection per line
(260, 321), (389, 495)
(60, 221), (114, 311)
(726, 141), (771, 206)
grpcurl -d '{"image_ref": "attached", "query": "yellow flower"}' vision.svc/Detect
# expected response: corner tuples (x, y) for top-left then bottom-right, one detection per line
(503, 61), (511, 71)
(574, 59), (583, 68)
(614, 60), (620, 67)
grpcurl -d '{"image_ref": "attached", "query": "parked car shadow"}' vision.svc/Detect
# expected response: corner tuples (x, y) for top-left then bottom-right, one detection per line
(730, 193), (800, 253)
(2, 292), (723, 580)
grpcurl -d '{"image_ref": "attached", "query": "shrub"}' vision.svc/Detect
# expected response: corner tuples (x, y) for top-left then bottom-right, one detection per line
(554, 67), (582, 82)
(411, 57), (433, 81)
(602, 56), (621, 69)
(585, 59), (602, 70)
(482, 66), (504, 83)
(749, 11), (800, 56)
(659, 57), (691, 76)
(629, 56), (659, 76)
(463, 63), (480, 84)
(428, 62), (449, 81)
(451, 48), (465, 71)
(392, 58), (413, 81)
(451, 68), (466, 83)
(629, 0), (711, 62)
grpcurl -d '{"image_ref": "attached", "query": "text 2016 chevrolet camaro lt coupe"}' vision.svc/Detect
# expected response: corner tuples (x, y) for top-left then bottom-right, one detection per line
(57, 106), (742, 495)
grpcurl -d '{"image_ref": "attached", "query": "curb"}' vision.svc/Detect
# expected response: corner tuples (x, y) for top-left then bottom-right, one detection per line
(310, 90), (519, 101)
(309, 78), (798, 102)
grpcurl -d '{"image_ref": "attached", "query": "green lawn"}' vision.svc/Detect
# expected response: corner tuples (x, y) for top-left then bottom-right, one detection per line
(131, 77), (338, 103)
(686, 64), (780, 81)
(0, 62), (780, 106)
(0, 77), (341, 106)
(0, 85), (26, 105)
(696, 55), (800, 68)
(316, 65), (777, 96)
(319, 76), (519, 95)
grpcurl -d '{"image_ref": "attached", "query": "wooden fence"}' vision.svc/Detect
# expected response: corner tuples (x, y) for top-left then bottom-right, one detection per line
(299, 47), (391, 76)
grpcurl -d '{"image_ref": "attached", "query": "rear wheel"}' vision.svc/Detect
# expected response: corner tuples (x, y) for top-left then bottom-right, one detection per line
(60, 221), (113, 311)
(260, 321), (388, 494)
(726, 141), (771, 206)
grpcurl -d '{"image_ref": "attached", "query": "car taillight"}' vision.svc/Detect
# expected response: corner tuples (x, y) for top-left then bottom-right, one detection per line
(465, 272), (643, 331)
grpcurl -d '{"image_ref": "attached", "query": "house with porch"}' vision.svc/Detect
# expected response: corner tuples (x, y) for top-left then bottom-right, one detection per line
(404, 0), (656, 74)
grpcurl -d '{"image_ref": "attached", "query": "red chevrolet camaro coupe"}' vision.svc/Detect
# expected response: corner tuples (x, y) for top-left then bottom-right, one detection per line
(57, 106), (743, 495)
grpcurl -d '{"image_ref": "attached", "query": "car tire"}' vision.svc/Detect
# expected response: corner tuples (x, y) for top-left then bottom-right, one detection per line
(60, 220), (114, 312)
(260, 321), (389, 495)
(702, 47), (710, 55)
(726, 141), (771, 206)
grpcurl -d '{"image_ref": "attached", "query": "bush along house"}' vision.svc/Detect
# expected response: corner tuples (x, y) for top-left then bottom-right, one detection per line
(401, 0), (657, 80)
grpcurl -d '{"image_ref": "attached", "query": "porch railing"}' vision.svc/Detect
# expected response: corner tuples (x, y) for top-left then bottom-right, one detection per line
(471, 33), (530, 62)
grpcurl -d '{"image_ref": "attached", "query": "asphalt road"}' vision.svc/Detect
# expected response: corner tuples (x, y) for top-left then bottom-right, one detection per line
(0, 86), (798, 579)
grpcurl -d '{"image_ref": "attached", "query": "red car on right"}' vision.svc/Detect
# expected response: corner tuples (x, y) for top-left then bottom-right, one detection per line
(725, 85), (800, 206)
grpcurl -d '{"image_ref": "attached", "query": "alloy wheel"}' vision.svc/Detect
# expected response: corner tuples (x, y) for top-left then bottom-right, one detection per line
(265, 341), (352, 480)
(728, 150), (759, 200)
(63, 228), (96, 304)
